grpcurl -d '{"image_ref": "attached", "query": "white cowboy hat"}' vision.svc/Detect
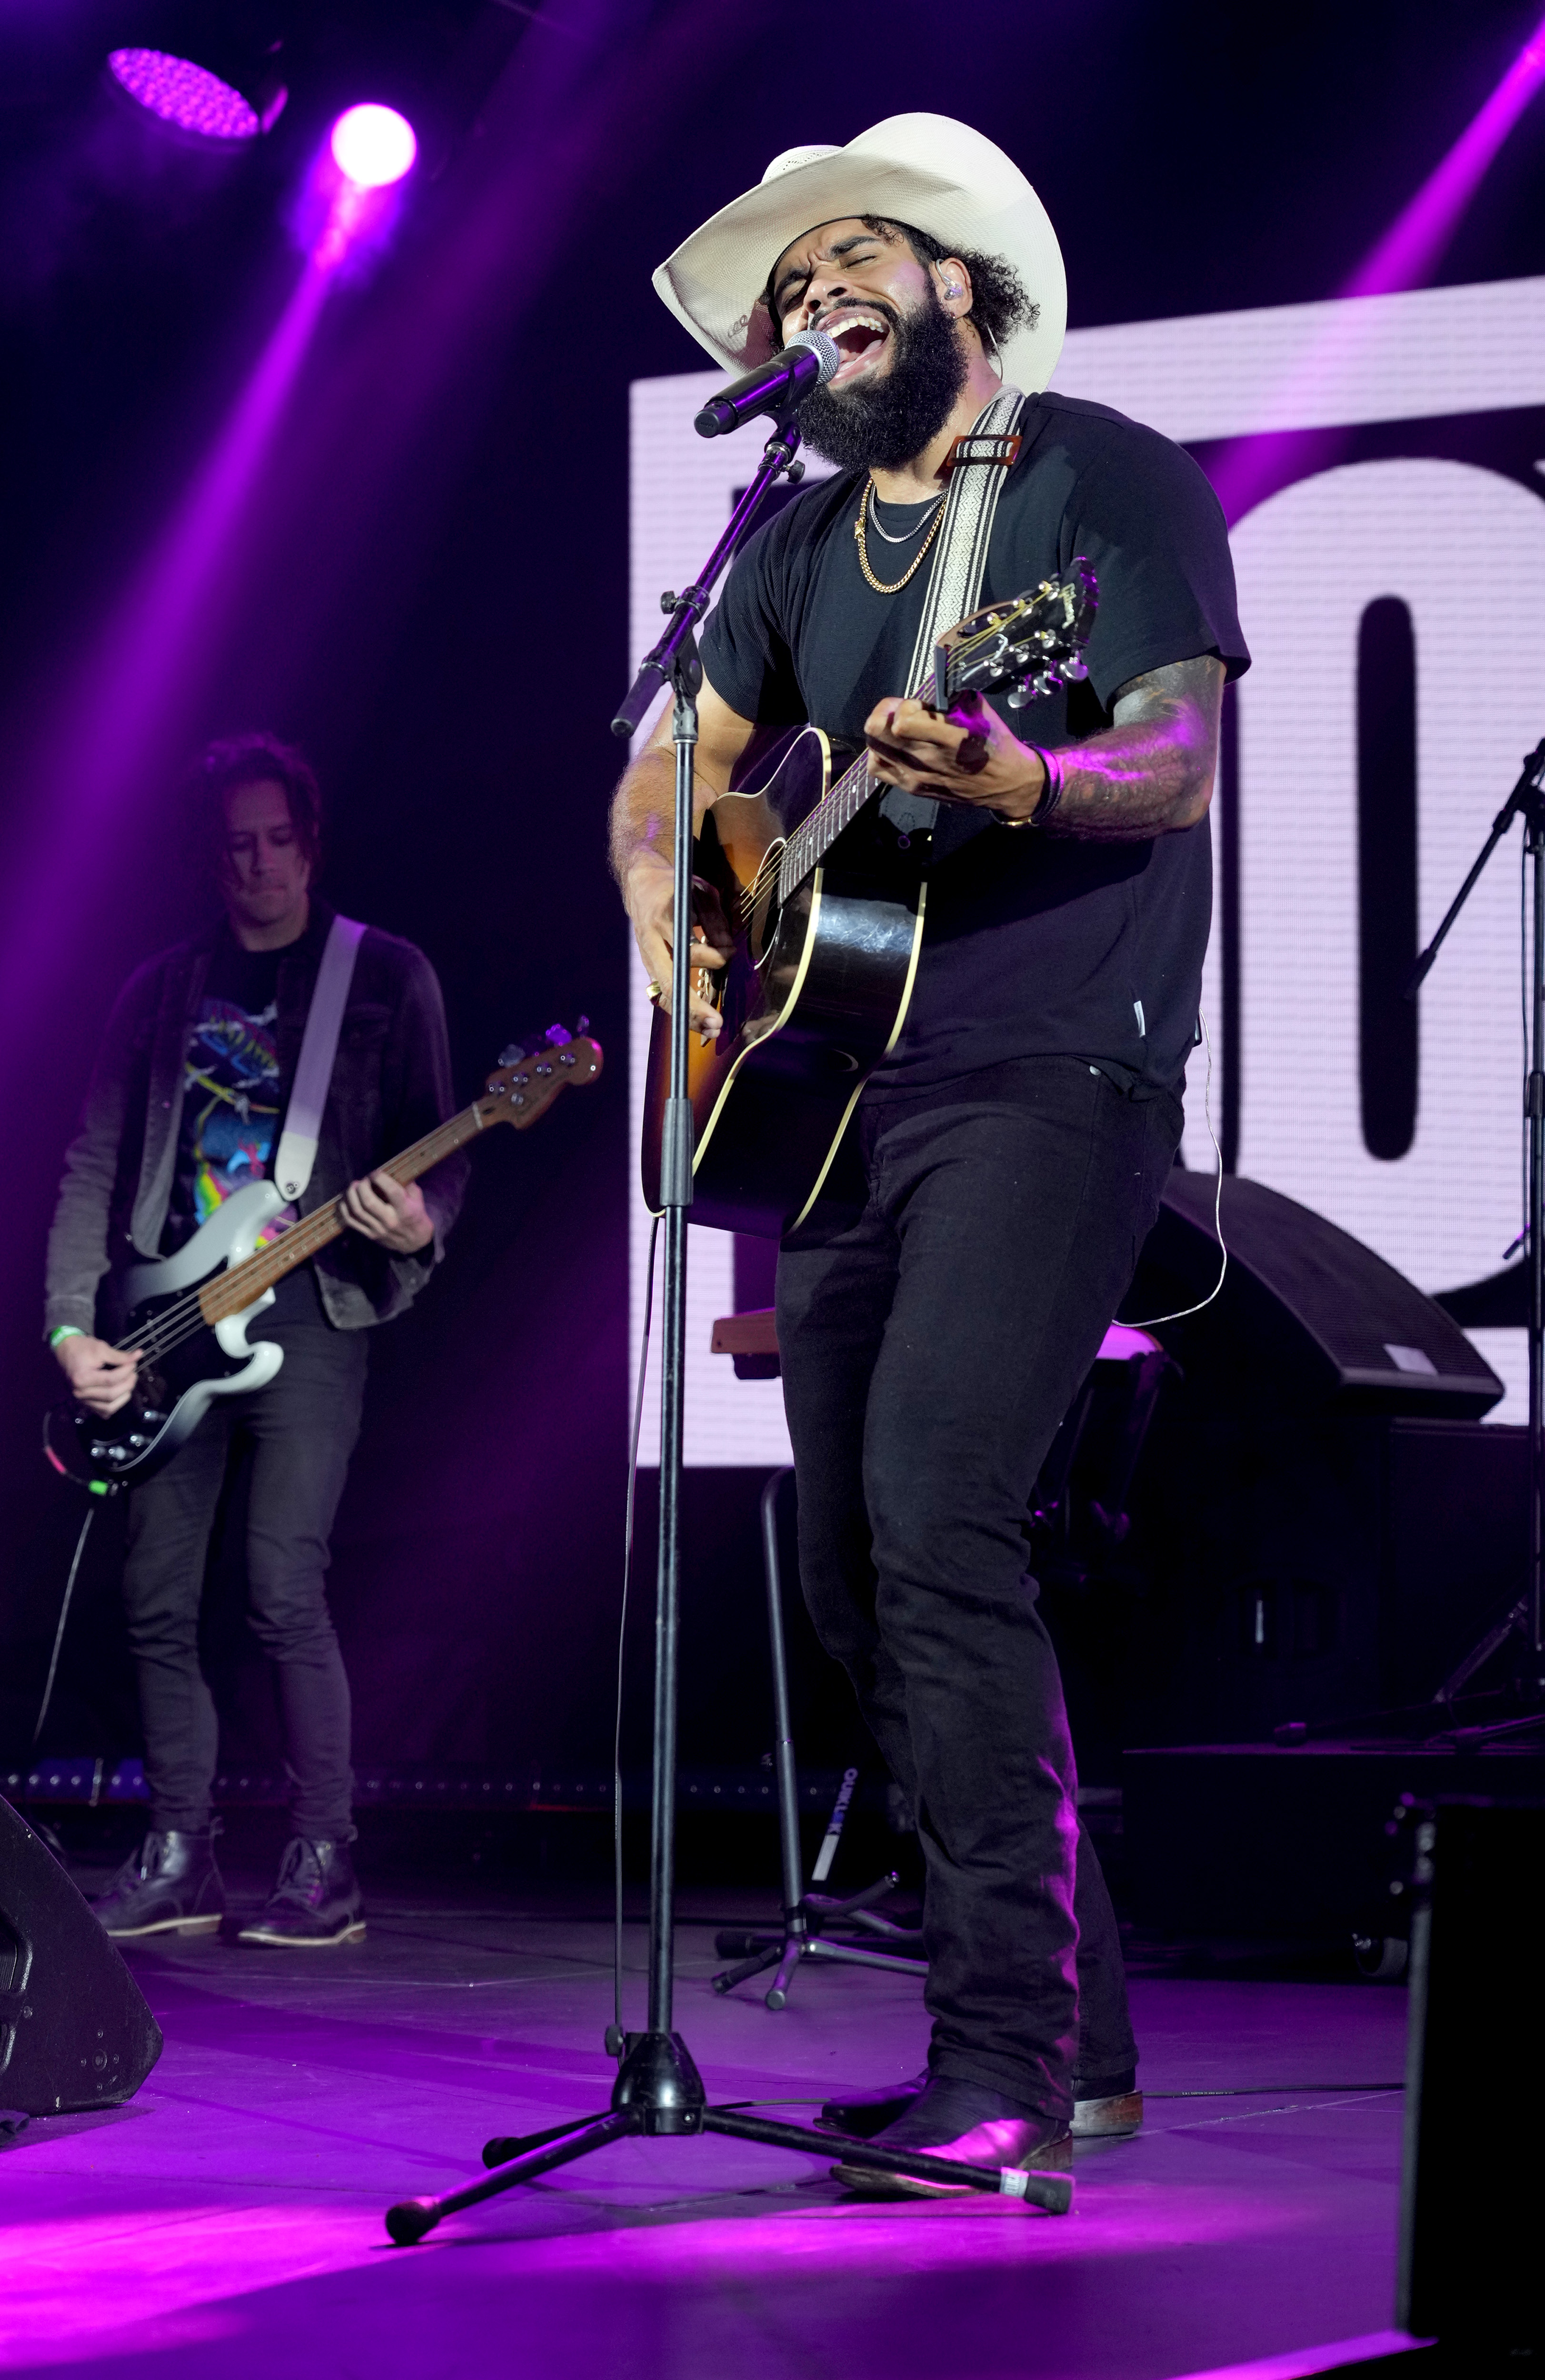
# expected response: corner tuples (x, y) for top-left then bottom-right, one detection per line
(653, 113), (1066, 395)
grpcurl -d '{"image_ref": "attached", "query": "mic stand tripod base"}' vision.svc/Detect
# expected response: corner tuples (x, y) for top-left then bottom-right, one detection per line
(383, 2101), (1072, 2244)
(611, 2027), (705, 2132)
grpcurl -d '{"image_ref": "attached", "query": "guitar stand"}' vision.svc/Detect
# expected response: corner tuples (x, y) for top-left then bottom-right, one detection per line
(710, 1466), (927, 2008)
(382, 413), (1075, 2244)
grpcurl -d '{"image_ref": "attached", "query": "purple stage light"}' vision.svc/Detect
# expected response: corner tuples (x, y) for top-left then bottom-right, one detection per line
(1206, 12), (1545, 526)
(329, 105), (417, 190)
(107, 49), (263, 143)
(1345, 10), (1545, 299)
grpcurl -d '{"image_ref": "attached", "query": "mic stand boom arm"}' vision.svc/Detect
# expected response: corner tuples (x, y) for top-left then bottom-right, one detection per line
(1405, 735), (1545, 1687)
(610, 413), (806, 741)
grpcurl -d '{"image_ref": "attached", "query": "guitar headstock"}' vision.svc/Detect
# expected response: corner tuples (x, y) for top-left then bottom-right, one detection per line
(478, 1020), (604, 1129)
(936, 562), (1098, 713)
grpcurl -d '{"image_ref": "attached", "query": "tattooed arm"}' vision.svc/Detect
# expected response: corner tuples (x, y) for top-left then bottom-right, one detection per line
(862, 652), (1226, 842)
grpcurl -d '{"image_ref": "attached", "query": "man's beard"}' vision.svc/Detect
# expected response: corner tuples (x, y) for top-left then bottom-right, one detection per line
(795, 287), (968, 476)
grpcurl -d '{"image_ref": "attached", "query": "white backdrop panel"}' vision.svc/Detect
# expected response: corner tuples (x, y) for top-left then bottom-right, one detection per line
(628, 280), (1545, 1459)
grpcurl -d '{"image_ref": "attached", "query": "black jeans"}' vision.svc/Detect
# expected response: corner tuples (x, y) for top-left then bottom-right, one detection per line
(777, 1056), (1180, 2124)
(121, 1319), (369, 1840)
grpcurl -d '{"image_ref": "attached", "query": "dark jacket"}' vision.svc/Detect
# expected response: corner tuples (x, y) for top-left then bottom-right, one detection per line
(45, 900), (468, 1338)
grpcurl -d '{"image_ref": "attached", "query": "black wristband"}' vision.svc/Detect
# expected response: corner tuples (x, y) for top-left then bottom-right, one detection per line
(993, 746), (1063, 829)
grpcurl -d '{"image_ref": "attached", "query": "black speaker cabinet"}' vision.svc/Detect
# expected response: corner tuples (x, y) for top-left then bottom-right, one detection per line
(1078, 1172), (1517, 1752)
(0, 1797), (162, 2115)
(1147, 1171), (1501, 1417)
(1398, 1800), (1545, 2355)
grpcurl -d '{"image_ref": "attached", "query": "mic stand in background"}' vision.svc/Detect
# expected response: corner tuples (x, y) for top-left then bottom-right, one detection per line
(1406, 734), (1545, 1743)
(381, 414), (1074, 2241)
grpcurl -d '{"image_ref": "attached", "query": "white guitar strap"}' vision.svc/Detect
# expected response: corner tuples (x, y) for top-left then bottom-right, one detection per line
(902, 382), (1029, 698)
(272, 913), (366, 1203)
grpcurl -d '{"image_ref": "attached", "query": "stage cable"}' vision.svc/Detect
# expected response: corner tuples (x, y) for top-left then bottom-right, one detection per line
(1124, 1006), (1228, 1330)
(32, 1501), (98, 1751)
(608, 1215), (659, 2060)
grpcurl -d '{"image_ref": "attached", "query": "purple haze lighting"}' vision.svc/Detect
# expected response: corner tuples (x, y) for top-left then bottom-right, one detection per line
(1345, 11), (1545, 299)
(0, 262), (330, 1024)
(107, 49), (261, 142)
(329, 105), (418, 190)
(1206, 12), (1545, 526)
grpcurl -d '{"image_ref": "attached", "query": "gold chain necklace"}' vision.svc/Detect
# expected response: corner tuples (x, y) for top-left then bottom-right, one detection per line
(853, 477), (947, 595)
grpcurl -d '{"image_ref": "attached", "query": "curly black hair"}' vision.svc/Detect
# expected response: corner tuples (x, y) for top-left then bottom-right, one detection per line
(762, 216), (1037, 362)
(185, 731), (322, 883)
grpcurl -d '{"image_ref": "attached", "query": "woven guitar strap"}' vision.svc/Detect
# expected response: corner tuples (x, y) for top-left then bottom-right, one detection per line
(902, 382), (1028, 696)
(877, 383), (1027, 840)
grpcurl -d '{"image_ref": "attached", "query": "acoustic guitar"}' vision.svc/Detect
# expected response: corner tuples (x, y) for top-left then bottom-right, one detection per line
(640, 567), (1096, 1237)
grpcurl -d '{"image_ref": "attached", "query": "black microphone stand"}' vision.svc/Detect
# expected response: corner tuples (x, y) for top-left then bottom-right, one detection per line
(382, 410), (1074, 2241)
(1406, 735), (1545, 1740)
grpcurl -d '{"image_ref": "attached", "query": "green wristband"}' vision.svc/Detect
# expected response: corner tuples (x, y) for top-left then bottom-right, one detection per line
(49, 1325), (84, 1349)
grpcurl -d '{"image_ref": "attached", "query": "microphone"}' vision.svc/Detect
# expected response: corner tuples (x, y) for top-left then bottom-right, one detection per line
(694, 328), (840, 439)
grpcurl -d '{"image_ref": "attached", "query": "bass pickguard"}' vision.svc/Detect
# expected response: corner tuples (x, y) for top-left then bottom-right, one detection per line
(47, 1181), (290, 1489)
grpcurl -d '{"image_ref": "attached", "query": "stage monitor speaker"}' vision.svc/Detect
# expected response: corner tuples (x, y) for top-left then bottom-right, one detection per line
(1136, 1171), (1503, 1417)
(1398, 1800), (1544, 2357)
(0, 1796), (162, 2115)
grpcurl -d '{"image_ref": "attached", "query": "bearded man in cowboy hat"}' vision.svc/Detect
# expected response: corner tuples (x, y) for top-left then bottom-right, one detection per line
(612, 116), (1248, 2191)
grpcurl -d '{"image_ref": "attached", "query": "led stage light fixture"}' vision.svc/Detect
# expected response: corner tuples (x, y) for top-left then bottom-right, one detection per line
(106, 42), (287, 144)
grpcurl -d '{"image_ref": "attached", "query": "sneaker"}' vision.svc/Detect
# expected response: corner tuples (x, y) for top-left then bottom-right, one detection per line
(237, 1837), (365, 1947)
(90, 1829), (224, 1938)
(821, 2066), (1143, 2141)
(831, 2075), (1073, 2198)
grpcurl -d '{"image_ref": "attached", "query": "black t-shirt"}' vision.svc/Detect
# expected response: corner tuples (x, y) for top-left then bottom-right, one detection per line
(698, 390), (1250, 1097)
(164, 930), (326, 1326)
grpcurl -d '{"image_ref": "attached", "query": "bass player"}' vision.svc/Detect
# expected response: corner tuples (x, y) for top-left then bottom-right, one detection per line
(45, 734), (467, 1946)
(612, 116), (1248, 2188)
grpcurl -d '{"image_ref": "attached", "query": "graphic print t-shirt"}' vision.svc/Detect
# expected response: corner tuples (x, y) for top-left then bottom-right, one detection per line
(165, 936), (324, 1324)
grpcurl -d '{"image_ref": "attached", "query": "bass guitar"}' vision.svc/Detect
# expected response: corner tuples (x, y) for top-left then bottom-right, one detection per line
(640, 568), (1096, 1237)
(46, 1023), (602, 1491)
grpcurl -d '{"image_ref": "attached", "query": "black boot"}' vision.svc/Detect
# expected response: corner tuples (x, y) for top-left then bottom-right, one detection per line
(818, 2070), (927, 2136)
(832, 2076), (1073, 2198)
(821, 2064), (1143, 2141)
(90, 1829), (225, 1939)
(238, 1837), (365, 1947)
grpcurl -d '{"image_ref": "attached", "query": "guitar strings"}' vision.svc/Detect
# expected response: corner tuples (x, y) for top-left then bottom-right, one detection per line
(777, 668), (939, 906)
(104, 1101), (488, 1372)
(112, 1043), (584, 1370)
(769, 582), (1083, 902)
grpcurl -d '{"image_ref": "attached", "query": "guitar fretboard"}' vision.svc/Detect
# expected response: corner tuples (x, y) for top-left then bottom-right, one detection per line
(776, 667), (939, 904)
(197, 1099), (491, 1326)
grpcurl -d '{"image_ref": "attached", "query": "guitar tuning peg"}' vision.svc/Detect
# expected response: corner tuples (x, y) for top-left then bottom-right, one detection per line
(576, 1016), (590, 1034)
(1007, 687), (1030, 709)
(1064, 659), (1088, 681)
(545, 1022), (572, 1046)
(498, 1044), (527, 1065)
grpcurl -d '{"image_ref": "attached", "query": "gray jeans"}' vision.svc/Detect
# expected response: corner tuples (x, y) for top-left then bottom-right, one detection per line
(121, 1313), (368, 1839)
